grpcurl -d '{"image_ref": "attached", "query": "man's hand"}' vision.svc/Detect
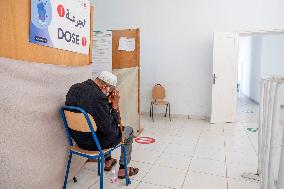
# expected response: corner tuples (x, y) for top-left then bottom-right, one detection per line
(109, 90), (120, 110)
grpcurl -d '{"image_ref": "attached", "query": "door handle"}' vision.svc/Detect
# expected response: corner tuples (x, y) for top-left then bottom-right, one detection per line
(213, 74), (217, 84)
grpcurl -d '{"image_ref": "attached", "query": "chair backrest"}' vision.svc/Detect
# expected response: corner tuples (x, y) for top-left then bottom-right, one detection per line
(152, 84), (166, 101)
(61, 106), (103, 151)
(64, 110), (97, 132)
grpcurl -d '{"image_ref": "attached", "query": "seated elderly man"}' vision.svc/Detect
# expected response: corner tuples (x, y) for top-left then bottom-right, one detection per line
(65, 71), (139, 178)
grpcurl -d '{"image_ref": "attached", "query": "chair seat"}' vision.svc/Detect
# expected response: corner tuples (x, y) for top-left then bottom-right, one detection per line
(70, 142), (123, 156)
(152, 100), (169, 105)
(70, 146), (112, 156)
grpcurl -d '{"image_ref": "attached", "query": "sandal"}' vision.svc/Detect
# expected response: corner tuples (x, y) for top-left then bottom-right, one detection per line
(104, 159), (117, 171)
(118, 167), (139, 179)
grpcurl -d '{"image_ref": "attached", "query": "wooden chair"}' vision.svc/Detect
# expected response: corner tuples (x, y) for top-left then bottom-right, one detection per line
(60, 106), (131, 189)
(150, 84), (171, 121)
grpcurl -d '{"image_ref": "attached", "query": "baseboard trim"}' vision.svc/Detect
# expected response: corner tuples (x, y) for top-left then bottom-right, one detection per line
(140, 112), (209, 121)
(240, 94), (259, 105)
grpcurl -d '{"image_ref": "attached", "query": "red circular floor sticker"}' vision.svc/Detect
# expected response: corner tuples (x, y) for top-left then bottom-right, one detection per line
(135, 137), (155, 144)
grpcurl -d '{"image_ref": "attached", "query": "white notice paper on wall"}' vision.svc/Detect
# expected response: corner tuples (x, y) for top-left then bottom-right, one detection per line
(118, 37), (135, 51)
(92, 31), (112, 75)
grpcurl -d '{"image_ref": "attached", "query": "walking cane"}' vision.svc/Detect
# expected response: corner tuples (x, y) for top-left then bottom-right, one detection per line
(117, 108), (124, 144)
(109, 90), (124, 143)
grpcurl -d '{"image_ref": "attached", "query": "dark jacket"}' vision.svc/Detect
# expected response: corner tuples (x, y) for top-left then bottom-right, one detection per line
(65, 79), (122, 150)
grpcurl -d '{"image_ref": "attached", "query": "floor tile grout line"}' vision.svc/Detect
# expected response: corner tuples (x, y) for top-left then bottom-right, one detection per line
(180, 125), (203, 189)
(193, 156), (226, 163)
(85, 134), (172, 189)
(133, 133), (175, 189)
(189, 170), (227, 178)
(87, 149), (163, 189)
(88, 182), (96, 189)
(82, 120), (216, 188)
(244, 127), (258, 155)
(136, 127), (194, 189)
(140, 180), (177, 189)
(223, 126), (229, 189)
(73, 115), (259, 189)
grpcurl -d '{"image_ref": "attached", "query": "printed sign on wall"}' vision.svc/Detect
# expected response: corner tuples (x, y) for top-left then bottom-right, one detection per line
(29, 0), (90, 55)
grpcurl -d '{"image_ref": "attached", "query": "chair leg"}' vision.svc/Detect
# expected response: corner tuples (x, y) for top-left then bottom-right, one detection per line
(122, 145), (131, 185)
(152, 104), (154, 122)
(100, 156), (104, 189)
(150, 102), (152, 118)
(169, 103), (171, 121)
(98, 157), (101, 176)
(63, 152), (73, 189)
(165, 104), (169, 117)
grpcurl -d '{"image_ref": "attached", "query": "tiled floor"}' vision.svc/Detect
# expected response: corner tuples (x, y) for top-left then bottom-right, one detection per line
(67, 96), (260, 189)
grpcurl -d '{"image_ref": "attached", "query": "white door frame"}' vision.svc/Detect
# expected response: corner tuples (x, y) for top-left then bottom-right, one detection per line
(238, 28), (284, 36)
(210, 28), (284, 124)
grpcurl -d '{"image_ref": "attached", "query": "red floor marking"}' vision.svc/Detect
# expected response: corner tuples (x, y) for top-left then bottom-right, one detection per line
(135, 137), (156, 144)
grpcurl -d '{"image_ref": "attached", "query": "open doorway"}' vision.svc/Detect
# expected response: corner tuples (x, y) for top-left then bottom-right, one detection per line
(237, 33), (284, 123)
(210, 30), (284, 124)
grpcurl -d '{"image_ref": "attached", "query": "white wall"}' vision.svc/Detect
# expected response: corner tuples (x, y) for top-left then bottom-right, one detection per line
(240, 36), (262, 102)
(239, 36), (253, 97)
(240, 34), (284, 104)
(260, 34), (284, 105)
(93, 0), (284, 116)
(250, 36), (263, 102)
(261, 34), (284, 78)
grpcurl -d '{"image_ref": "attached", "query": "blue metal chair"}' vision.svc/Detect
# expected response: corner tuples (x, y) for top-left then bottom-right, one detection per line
(60, 105), (131, 189)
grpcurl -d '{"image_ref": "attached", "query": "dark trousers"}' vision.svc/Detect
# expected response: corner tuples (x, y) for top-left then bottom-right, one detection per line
(105, 126), (134, 165)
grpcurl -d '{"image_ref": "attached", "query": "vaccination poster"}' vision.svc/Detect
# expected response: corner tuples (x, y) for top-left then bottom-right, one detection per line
(29, 0), (90, 55)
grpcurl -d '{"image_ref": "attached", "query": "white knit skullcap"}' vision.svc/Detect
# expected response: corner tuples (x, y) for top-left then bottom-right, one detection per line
(97, 71), (117, 87)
